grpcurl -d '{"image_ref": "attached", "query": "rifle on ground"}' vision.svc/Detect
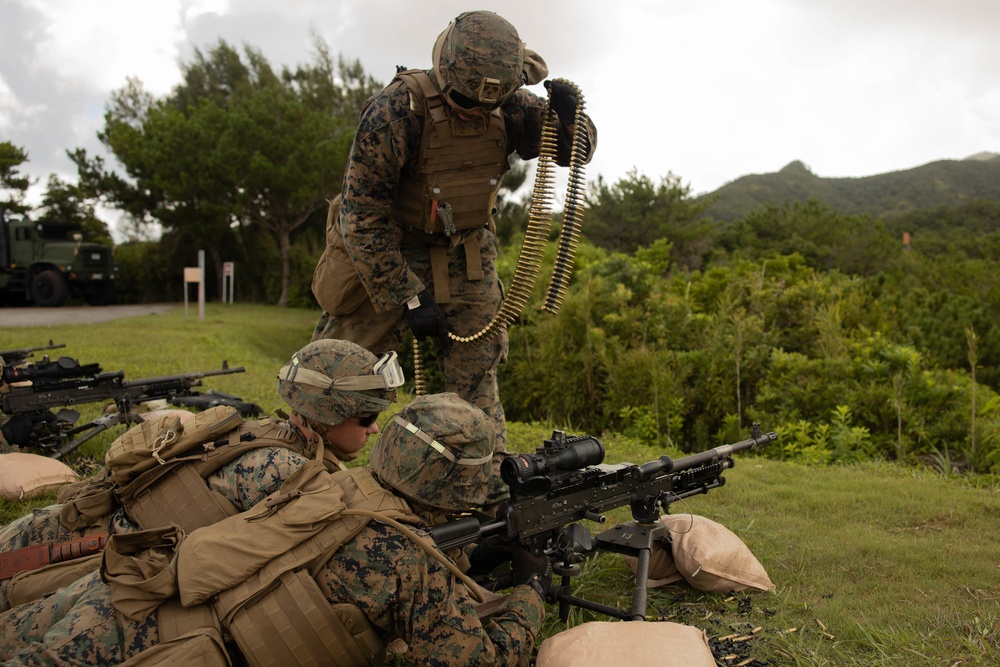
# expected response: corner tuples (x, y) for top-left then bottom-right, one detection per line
(170, 390), (263, 418)
(1, 356), (257, 459)
(428, 424), (777, 622)
(0, 340), (66, 366)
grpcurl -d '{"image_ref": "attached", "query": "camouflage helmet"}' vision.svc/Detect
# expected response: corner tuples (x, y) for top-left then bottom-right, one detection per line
(276, 339), (403, 426)
(370, 393), (494, 510)
(432, 11), (525, 109)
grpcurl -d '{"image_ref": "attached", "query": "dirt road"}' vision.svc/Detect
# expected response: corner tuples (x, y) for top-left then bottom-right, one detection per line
(0, 304), (176, 327)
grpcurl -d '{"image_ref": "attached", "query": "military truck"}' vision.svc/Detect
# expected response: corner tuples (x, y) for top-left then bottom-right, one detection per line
(0, 209), (117, 307)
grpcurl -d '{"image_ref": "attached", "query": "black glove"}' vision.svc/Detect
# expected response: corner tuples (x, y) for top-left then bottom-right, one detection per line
(544, 79), (578, 126)
(467, 538), (514, 577)
(509, 545), (552, 599)
(403, 289), (448, 344)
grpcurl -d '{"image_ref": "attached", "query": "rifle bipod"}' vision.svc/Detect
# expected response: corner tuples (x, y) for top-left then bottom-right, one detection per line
(412, 79), (589, 394)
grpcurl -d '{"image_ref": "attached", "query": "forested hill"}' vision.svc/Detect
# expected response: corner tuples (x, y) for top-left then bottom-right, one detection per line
(700, 152), (1000, 222)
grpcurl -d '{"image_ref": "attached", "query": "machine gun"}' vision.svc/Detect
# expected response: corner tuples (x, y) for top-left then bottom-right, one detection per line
(1, 355), (257, 459)
(0, 340), (66, 366)
(428, 424), (777, 622)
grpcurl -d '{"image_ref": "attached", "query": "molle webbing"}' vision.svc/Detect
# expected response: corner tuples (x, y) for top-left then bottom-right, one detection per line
(391, 70), (507, 235)
(116, 418), (306, 534)
(187, 468), (416, 667)
(225, 570), (384, 667)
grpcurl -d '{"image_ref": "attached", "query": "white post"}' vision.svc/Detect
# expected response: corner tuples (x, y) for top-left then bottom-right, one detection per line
(198, 250), (205, 321)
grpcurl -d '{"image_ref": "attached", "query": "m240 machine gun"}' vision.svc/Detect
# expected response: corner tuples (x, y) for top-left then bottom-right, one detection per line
(0, 340), (66, 366)
(429, 424), (778, 622)
(1, 355), (263, 459)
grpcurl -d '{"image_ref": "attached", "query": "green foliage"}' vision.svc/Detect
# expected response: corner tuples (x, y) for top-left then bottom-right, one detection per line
(0, 140), (31, 213)
(74, 38), (380, 306)
(35, 174), (113, 245)
(584, 170), (717, 267)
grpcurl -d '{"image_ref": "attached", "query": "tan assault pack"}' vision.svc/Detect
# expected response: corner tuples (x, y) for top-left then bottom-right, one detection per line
(6, 407), (311, 607)
(112, 464), (421, 667)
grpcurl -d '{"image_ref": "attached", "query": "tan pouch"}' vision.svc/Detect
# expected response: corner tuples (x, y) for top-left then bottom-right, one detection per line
(105, 406), (243, 485)
(6, 552), (103, 607)
(118, 626), (231, 667)
(311, 195), (370, 316)
(101, 526), (185, 621)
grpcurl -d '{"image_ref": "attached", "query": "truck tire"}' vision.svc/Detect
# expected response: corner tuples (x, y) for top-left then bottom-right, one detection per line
(32, 269), (70, 307)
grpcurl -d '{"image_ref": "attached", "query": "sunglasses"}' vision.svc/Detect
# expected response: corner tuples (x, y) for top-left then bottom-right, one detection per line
(357, 413), (380, 428)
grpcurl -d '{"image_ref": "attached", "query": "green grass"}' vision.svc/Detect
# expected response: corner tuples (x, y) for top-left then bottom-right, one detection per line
(3, 304), (999, 665)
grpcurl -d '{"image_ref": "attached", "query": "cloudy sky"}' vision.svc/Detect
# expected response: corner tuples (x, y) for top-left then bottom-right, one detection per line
(2, 0), (999, 234)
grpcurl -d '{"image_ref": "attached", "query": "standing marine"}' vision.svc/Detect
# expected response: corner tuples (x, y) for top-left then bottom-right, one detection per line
(311, 10), (598, 487)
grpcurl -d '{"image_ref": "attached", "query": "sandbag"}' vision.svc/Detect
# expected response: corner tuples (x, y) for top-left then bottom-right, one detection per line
(625, 514), (775, 593)
(535, 621), (715, 667)
(0, 453), (79, 501)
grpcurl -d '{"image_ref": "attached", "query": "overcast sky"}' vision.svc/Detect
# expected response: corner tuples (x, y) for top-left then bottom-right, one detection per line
(3, 0), (999, 235)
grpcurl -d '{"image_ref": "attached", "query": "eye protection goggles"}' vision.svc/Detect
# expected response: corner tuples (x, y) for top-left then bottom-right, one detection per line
(278, 351), (405, 392)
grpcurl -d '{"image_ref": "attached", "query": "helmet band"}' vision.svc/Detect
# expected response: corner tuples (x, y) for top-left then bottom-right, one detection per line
(393, 415), (493, 466)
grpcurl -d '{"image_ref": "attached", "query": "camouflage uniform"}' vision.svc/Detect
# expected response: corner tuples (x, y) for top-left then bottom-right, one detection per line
(312, 11), (597, 457)
(0, 339), (397, 612)
(0, 394), (544, 667)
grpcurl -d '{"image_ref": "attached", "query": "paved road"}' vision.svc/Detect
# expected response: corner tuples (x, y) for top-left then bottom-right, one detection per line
(0, 304), (176, 327)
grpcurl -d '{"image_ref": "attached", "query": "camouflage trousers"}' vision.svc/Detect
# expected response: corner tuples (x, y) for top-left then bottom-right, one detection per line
(0, 569), (159, 665)
(0, 506), (74, 613)
(313, 227), (510, 448)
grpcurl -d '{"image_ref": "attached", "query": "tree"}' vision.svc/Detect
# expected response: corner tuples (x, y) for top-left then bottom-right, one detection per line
(0, 141), (32, 214)
(35, 175), (113, 245)
(74, 38), (380, 306)
(583, 170), (716, 265)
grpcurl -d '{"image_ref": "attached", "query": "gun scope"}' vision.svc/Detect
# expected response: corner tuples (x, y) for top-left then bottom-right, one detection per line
(2, 357), (102, 385)
(501, 432), (605, 489)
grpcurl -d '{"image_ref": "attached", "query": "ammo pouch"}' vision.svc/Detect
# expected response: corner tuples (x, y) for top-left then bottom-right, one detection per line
(311, 195), (370, 317)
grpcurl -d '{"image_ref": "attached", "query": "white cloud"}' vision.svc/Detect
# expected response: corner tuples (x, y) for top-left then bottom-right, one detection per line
(25, 0), (186, 95)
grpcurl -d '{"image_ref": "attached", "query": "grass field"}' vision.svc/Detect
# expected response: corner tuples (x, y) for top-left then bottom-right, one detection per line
(2, 304), (998, 665)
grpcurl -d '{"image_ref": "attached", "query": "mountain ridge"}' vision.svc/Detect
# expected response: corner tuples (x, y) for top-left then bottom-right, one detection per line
(700, 152), (1000, 222)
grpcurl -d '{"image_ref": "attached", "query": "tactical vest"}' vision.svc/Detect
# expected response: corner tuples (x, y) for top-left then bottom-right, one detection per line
(112, 464), (423, 667)
(5, 408), (322, 609)
(390, 69), (509, 236)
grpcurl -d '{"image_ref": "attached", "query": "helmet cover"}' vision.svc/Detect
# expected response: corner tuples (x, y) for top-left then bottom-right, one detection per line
(432, 11), (525, 108)
(277, 339), (392, 426)
(370, 392), (494, 510)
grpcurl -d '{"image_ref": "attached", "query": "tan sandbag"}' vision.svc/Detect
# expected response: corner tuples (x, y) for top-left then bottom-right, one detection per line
(0, 452), (79, 500)
(622, 514), (775, 592)
(621, 536), (683, 587)
(663, 514), (775, 592)
(535, 621), (715, 667)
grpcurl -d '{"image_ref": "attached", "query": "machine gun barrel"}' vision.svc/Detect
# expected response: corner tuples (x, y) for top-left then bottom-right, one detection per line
(631, 423), (778, 482)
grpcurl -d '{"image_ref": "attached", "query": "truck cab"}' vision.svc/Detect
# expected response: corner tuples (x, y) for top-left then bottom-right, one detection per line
(0, 210), (117, 307)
